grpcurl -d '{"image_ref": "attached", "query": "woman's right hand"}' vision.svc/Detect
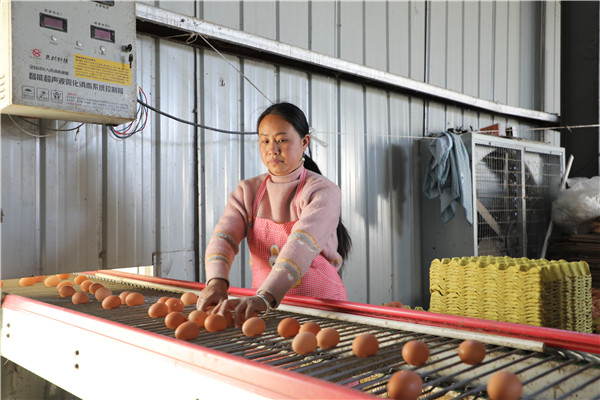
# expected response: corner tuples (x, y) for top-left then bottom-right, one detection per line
(196, 278), (228, 311)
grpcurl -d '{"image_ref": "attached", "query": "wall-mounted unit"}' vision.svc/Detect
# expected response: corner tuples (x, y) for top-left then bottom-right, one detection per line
(419, 133), (565, 302)
(0, 0), (137, 124)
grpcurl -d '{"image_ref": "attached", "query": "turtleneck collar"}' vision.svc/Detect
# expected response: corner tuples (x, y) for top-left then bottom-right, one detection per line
(269, 165), (305, 183)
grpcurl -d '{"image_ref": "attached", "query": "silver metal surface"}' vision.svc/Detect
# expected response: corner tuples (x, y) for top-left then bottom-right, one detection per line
(4, 276), (599, 399)
(135, 2), (559, 123)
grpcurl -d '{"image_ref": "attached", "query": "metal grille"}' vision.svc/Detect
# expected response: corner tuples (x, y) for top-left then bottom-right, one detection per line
(5, 278), (600, 399)
(475, 145), (524, 257)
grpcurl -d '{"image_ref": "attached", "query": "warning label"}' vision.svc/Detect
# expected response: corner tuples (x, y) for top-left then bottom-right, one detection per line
(74, 54), (131, 86)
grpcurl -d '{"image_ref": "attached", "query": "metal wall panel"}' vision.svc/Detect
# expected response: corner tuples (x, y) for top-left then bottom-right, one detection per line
(1, 1), (562, 309)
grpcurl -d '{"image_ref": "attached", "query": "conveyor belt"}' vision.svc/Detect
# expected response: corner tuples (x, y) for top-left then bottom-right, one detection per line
(2, 273), (600, 399)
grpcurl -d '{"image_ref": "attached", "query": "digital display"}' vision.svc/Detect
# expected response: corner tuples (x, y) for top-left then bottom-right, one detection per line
(40, 13), (67, 32)
(90, 25), (115, 43)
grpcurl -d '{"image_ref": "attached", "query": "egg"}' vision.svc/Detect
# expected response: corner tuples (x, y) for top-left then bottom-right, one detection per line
(19, 277), (36, 287)
(74, 275), (89, 285)
(59, 285), (76, 297)
(487, 371), (522, 400)
(316, 327), (340, 349)
(387, 370), (423, 400)
(180, 292), (198, 306)
(1, 280), (4, 288)
(95, 287), (113, 301)
(292, 331), (318, 355)
(148, 302), (169, 318)
(71, 292), (90, 304)
(44, 275), (60, 287)
(165, 298), (184, 312)
(119, 291), (132, 304)
(89, 282), (104, 294)
(165, 311), (188, 330)
(242, 317), (266, 337)
(57, 273), (70, 280)
(299, 321), (321, 335)
(188, 310), (208, 328)
(278, 317), (300, 338)
(57, 280), (74, 291)
(175, 321), (200, 341)
(204, 314), (227, 332)
(125, 292), (145, 306)
(102, 295), (122, 309)
(157, 296), (171, 303)
(352, 333), (379, 358)
(402, 340), (430, 366)
(34, 275), (46, 282)
(458, 340), (486, 365)
(80, 280), (94, 292)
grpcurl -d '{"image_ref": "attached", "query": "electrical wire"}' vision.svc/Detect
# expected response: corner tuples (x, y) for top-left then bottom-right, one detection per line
(109, 87), (149, 139)
(8, 115), (84, 138)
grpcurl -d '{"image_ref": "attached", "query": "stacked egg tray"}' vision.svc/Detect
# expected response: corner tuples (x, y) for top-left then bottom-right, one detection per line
(429, 256), (593, 333)
(2, 274), (600, 399)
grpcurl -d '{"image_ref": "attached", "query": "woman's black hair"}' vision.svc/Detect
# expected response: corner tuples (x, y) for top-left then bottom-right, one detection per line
(257, 103), (352, 263)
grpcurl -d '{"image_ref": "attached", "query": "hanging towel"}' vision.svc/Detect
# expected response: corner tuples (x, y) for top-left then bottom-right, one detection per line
(423, 131), (473, 225)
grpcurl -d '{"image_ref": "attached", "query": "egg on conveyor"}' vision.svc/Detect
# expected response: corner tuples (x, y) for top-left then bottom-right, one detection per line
(316, 327), (340, 349)
(352, 333), (379, 358)
(387, 370), (423, 400)
(277, 317), (300, 338)
(148, 302), (169, 318)
(487, 371), (522, 400)
(102, 295), (122, 310)
(458, 339), (486, 365)
(242, 317), (266, 337)
(175, 321), (200, 341)
(292, 331), (317, 355)
(401, 340), (430, 366)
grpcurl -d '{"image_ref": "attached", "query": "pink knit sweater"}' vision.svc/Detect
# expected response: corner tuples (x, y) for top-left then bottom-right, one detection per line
(205, 166), (342, 305)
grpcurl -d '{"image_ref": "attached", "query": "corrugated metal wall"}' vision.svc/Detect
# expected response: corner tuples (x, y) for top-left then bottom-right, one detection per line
(0, 1), (561, 307)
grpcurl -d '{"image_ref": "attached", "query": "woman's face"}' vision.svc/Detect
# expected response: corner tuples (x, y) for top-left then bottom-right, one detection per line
(258, 114), (310, 176)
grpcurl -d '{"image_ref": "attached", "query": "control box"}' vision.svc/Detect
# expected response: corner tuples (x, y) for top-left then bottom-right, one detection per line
(0, 0), (136, 124)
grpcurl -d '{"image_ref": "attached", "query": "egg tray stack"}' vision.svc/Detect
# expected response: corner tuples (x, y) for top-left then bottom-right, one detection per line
(429, 256), (593, 333)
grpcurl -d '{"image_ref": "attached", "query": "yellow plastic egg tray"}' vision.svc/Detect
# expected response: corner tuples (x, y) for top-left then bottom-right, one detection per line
(429, 256), (593, 333)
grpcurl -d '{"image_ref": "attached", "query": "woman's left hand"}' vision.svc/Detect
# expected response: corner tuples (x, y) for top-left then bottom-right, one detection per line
(212, 296), (268, 328)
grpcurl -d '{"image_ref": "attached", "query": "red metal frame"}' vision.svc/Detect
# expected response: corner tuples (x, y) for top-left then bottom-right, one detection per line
(98, 270), (600, 355)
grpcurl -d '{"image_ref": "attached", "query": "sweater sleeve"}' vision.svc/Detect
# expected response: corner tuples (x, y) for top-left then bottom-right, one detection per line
(204, 180), (256, 285)
(258, 176), (341, 305)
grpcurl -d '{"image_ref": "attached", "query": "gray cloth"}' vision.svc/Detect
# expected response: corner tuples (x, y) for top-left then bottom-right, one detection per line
(423, 131), (473, 225)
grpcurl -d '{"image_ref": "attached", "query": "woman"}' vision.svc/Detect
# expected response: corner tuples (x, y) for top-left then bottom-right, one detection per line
(197, 102), (351, 327)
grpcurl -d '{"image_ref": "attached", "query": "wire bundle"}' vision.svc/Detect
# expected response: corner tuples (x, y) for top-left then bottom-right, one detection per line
(108, 87), (149, 139)
(429, 256), (593, 333)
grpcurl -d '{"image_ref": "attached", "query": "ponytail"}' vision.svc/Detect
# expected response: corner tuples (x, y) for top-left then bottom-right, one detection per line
(303, 154), (353, 264)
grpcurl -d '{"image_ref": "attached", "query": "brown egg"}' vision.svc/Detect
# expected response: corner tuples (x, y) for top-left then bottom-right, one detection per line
(74, 275), (89, 285)
(44, 275), (61, 287)
(80, 280), (94, 292)
(175, 321), (200, 341)
(299, 321), (321, 335)
(102, 295), (122, 309)
(57, 280), (74, 291)
(165, 311), (188, 330)
(119, 291), (132, 304)
(95, 287), (113, 301)
(180, 292), (198, 306)
(89, 282), (104, 294)
(59, 285), (77, 297)
(292, 331), (318, 355)
(0, 280), (3, 288)
(204, 314), (228, 332)
(148, 302), (169, 318)
(125, 292), (145, 306)
(157, 296), (171, 303)
(316, 327), (340, 349)
(390, 300), (404, 308)
(278, 317), (300, 338)
(402, 340), (430, 366)
(165, 298), (184, 312)
(72, 292), (90, 304)
(34, 275), (46, 282)
(57, 273), (70, 280)
(352, 333), (379, 358)
(458, 340), (486, 365)
(387, 370), (423, 400)
(242, 317), (266, 337)
(19, 277), (36, 287)
(188, 310), (208, 328)
(487, 371), (522, 400)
